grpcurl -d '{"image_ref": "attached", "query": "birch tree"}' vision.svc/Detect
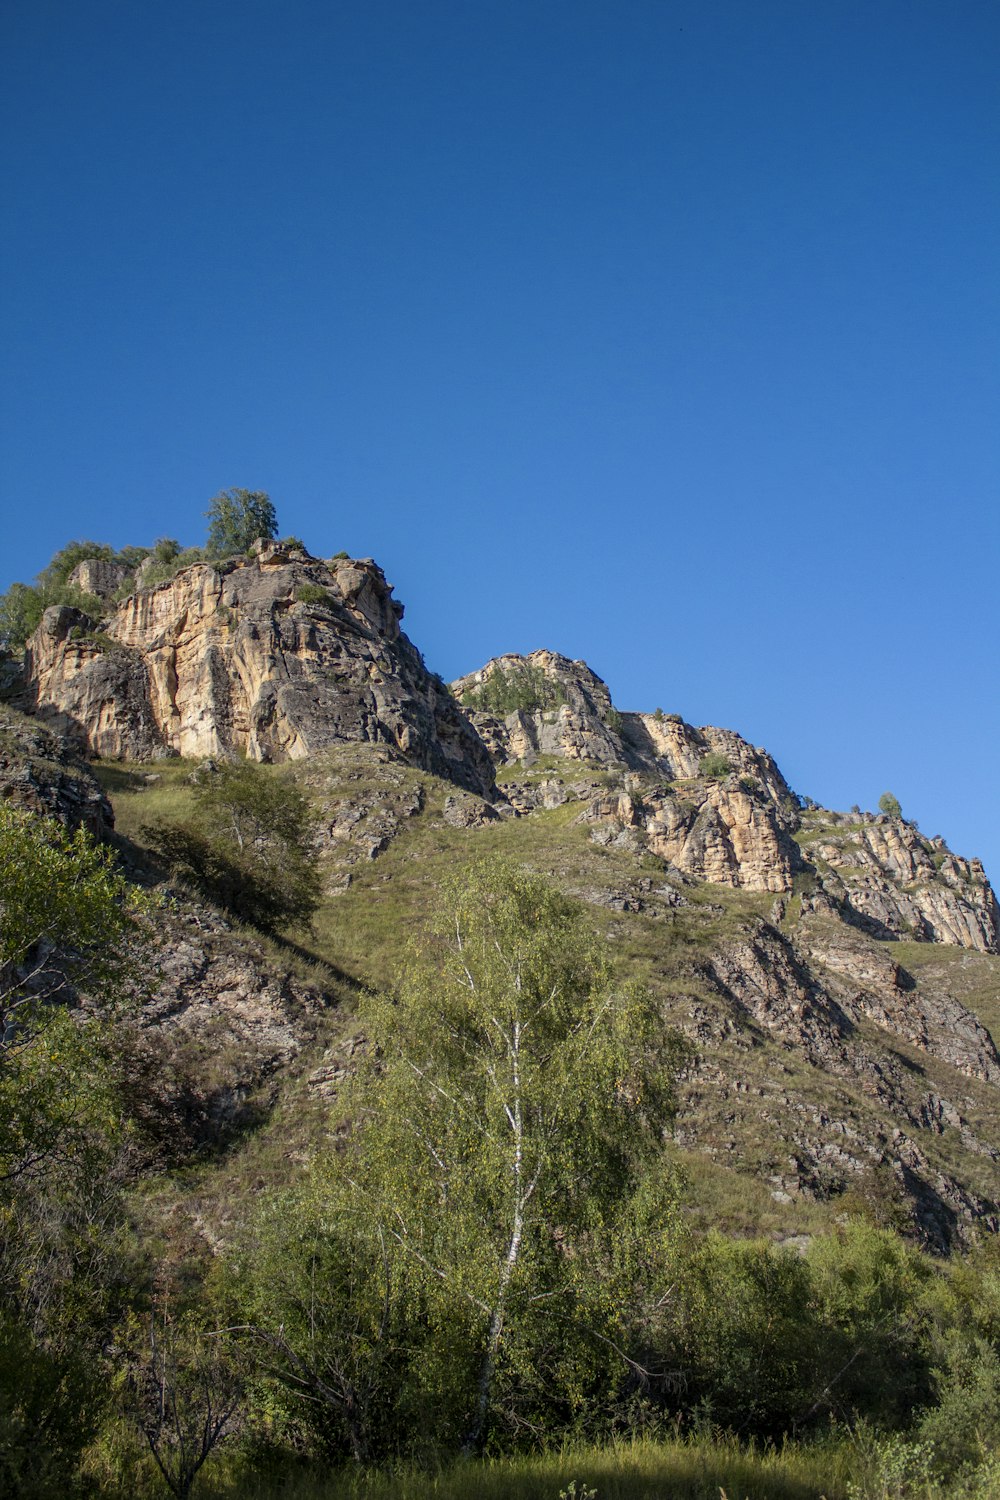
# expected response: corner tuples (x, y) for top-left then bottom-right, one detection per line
(349, 855), (678, 1454)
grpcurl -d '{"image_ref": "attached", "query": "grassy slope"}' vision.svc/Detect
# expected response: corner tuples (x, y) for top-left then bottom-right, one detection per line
(95, 750), (1000, 1249)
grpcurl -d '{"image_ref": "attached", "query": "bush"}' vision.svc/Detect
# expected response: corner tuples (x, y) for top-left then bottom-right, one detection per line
(699, 751), (732, 780)
(879, 791), (903, 819)
(205, 489), (278, 557)
(460, 664), (565, 716)
(142, 761), (320, 933)
(296, 582), (336, 609)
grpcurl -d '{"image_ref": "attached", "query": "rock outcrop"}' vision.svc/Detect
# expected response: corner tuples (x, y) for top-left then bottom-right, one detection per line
(454, 649), (999, 950)
(24, 542), (496, 797)
(0, 701), (113, 835)
(797, 811), (999, 953)
(452, 650), (626, 766)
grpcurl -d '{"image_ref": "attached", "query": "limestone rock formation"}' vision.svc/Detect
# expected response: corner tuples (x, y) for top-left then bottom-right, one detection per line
(24, 542), (495, 797)
(455, 649), (999, 949)
(798, 811), (999, 953)
(67, 557), (131, 599)
(452, 650), (625, 766)
(0, 701), (113, 835)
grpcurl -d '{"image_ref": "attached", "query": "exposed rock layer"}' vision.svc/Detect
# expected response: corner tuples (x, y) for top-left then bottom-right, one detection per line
(454, 650), (999, 950)
(25, 543), (495, 796)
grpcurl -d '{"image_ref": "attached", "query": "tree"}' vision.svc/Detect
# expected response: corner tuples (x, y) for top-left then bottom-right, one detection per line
(0, 582), (44, 651)
(0, 804), (153, 1180)
(142, 760), (321, 932)
(129, 1302), (242, 1500)
(0, 806), (154, 1491)
(204, 489), (278, 556)
(879, 791), (903, 819)
(345, 856), (679, 1454)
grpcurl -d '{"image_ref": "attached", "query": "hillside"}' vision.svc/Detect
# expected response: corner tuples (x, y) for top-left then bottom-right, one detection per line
(3, 538), (999, 1253)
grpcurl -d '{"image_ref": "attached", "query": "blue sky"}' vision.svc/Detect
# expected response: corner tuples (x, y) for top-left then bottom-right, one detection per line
(2, 1), (998, 878)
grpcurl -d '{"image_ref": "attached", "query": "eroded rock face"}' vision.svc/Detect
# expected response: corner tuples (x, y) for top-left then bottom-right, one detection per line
(456, 647), (999, 950)
(0, 701), (113, 836)
(25, 546), (495, 797)
(452, 650), (625, 766)
(67, 558), (131, 599)
(802, 815), (1000, 953)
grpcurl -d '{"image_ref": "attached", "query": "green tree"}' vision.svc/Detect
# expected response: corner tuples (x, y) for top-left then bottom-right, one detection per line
(0, 582), (44, 651)
(0, 804), (152, 1175)
(143, 761), (320, 932)
(879, 791), (903, 819)
(0, 806), (154, 1492)
(346, 856), (679, 1454)
(204, 489), (278, 556)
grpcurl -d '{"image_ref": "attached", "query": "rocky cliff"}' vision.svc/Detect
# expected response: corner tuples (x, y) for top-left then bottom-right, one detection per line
(24, 540), (495, 796)
(7, 540), (1000, 1248)
(454, 650), (999, 952)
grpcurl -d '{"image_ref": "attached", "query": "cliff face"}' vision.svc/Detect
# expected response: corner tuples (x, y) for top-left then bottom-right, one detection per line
(25, 542), (495, 797)
(452, 650), (1000, 951)
(6, 547), (1000, 1249)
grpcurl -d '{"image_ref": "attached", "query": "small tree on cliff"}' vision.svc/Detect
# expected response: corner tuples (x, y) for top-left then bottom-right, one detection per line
(204, 489), (278, 556)
(879, 791), (903, 819)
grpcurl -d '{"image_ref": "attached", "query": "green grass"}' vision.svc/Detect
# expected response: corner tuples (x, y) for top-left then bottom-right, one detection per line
(91, 1433), (865, 1500)
(90, 748), (1000, 1252)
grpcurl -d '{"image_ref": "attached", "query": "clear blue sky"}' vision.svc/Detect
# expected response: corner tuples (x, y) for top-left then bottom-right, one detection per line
(2, 2), (998, 878)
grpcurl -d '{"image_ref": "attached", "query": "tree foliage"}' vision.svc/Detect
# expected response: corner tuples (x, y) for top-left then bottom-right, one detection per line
(460, 664), (565, 716)
(143, 760), (321, 933)
(879, 791), (903, 819)
(0, 806), (155, 1493)
(204, 489), (278, 556)
(245, 858), (681, 1458)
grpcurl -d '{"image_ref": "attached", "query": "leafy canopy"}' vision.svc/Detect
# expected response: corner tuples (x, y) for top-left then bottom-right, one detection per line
(204, 489), (278, 557)
(143, 760), (320, 932)
(0, 804), (153, 1183)
(349, 856), (680, 1450)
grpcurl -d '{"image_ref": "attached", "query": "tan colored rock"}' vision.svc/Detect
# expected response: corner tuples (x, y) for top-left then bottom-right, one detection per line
(452, 650), (624, 766)
(802, 813), (999, 953)
(24, 554), (495, 795)
(67, 557), (132, 599)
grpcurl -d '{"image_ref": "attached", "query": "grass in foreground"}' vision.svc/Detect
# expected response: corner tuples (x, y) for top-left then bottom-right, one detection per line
(94, 1434), (863, 1500)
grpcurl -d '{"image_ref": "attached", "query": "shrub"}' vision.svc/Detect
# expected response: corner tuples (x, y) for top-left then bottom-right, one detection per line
(879, 791), (903, 819)
(296, 582), (336, 609)
(461, 664), (565, 717)
(699, 751), (731, 780)
(603, 706), (624, 734)
(205, 489), (278, 557)
(142, 761), (320, 933)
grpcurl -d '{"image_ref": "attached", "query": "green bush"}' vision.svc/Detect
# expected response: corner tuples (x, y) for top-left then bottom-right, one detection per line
(461, 663), (565, 716)
(296, 582), (336, 609)
(699, 751), (732, 779)
(879, 791), (903, 819)
(142, 761), (320, 933)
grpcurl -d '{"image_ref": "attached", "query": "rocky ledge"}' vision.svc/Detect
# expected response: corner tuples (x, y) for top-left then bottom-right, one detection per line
(454, 650), (999, 952)
(24, 541), (496, 797)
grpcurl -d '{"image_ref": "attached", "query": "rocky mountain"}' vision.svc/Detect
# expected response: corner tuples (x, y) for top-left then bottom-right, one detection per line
(4, 546), (1000, 1250)
(20, 539), (494, 795)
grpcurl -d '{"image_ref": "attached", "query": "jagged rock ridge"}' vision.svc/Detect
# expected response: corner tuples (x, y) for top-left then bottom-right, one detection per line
(24, 540), (495, 797)
(453, 650), (999, 953)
